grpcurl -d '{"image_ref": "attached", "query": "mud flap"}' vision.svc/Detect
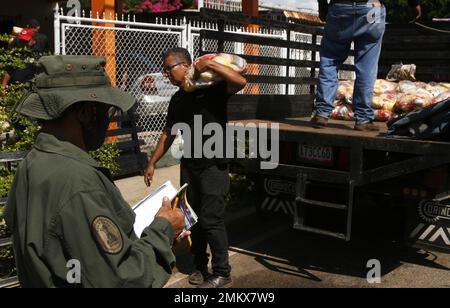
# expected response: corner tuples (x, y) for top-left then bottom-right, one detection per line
(255, 175), (296, 216)
(405, 199), (450, 253)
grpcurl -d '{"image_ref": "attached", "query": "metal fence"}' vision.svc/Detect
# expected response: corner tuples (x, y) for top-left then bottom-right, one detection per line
(55, 10), (293, 149)
(55, 9), (354, 149)
(0, 151), (27, 288)
(195, 23), (287, 95)
(56, 11), (187, 149)
(203, 0), (242, 12)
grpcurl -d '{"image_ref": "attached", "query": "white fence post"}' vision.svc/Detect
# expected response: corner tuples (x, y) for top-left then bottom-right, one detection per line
(288, 31), (295, 95)
(53, 10), (303, 148)
(53, 3), (61, 54)
(183, 18), (189, 51)
(281, 30), (288, 95)
(234, 28), (244, 55)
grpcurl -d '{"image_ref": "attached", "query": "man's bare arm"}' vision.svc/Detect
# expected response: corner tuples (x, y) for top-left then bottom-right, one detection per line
(2, 72), (11, 97)
(144, 127), (176, 187)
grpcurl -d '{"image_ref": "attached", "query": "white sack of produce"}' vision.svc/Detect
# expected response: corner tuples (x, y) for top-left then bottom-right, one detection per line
(336, 80), (354, 104)
(440, 82), (450, 90)
(414, 81), (428, 89)
(425, 82), (448, 97)
(371, 93), (398, 111)
(331, 79), (449, 120)
(374, 109), (394, 122)
(394, 94), (432, 113)
(373, 79), (397, 94)
(432, 90), (450, 105)
(404, 87), (433, 98)
(331, 103), (355, 121)
(397, 80), (417, 93)
(183, 53), (247, 92)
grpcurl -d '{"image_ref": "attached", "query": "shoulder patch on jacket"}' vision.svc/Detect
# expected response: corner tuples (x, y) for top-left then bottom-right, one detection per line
(92, 216), (123, 254)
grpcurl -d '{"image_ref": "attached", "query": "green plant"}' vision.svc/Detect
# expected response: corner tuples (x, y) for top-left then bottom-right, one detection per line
(79, 0), (92, 9)
(1, 34), (40, 152)
(0, 170), (14, 279)
(0, 36), (33, 74)
(0, 34), (47, 280)
(0, 32), (121, 281)
(0, 236), (15, 279)
(0, 203), (13, 279)
(89, 143), (121, 175)
(0, 171), (14, 199)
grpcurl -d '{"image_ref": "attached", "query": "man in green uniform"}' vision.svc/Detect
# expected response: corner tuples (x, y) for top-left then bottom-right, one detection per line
(4, 55), (186, 288)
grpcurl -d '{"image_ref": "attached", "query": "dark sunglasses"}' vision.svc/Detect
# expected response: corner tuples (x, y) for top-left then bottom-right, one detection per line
(162, 62), (185, 76)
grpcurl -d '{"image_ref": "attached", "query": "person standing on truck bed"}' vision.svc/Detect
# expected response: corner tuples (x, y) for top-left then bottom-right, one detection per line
(311, 0), (421, 131)
(143, 48), (247, 288)
(408, 0), (422, 22)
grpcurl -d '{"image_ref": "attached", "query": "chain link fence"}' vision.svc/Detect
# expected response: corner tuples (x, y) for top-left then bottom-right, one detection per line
(203, 0), (242, 12)
(56, 11), (354, 150)
(59, 16), (184, 151)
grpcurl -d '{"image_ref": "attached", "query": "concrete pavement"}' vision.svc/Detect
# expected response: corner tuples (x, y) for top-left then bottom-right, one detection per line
(115, 164), (180, 206)
(114, 165), (450, 288)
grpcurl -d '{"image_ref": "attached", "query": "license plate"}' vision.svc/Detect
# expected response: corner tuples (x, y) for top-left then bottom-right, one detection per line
(298, 145), (333, 163)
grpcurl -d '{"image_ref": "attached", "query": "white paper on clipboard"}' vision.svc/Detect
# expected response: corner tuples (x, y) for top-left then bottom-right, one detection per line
(132, 180), (178, 237)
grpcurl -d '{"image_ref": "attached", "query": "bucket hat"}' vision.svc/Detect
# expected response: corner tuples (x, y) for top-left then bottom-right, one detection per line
(14, 55), (135, 120)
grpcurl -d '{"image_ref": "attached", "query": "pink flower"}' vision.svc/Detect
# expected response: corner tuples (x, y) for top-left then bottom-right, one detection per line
(152, 2), (162, 12)
(124, 0), (187, 13)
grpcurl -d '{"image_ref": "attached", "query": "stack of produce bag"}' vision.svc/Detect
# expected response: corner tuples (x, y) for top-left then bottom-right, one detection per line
(183, 53), (247, 92)
(373, 79), (397, 95)
(336, 80), (354, 104)
(331, 103), (354, 121)
(331, 78), (450, 122)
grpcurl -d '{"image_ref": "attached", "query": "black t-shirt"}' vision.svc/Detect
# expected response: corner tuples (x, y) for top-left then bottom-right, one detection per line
(32, 32), (50, 53)
(327, 0), (387, 4)
(165, 81), (231, 169)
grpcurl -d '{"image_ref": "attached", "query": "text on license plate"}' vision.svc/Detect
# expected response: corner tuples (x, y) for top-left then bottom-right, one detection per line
(298, 145), (333, 163)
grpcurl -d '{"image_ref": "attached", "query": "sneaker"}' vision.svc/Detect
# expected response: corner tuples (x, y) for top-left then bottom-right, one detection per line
(188, 269), (209, 285)
(197, 274), (232, 288)
(354, 121), (379, 132)
(310, 114), (329, 128)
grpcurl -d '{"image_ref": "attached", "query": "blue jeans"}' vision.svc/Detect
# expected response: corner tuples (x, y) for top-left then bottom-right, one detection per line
(314, 2), (386, 124)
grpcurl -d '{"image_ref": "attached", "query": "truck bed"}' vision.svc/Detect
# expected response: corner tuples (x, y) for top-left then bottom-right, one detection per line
(229, 117), (450, 156)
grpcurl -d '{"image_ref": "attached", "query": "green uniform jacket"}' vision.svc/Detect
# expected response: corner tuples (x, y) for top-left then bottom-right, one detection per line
(4, 133), (176, 288)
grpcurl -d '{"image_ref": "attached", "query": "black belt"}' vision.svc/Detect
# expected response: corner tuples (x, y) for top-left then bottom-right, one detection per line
(331, 0), (382, 4)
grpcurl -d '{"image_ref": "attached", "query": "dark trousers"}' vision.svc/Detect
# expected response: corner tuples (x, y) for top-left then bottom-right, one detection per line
(180, 163), (231, 277)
